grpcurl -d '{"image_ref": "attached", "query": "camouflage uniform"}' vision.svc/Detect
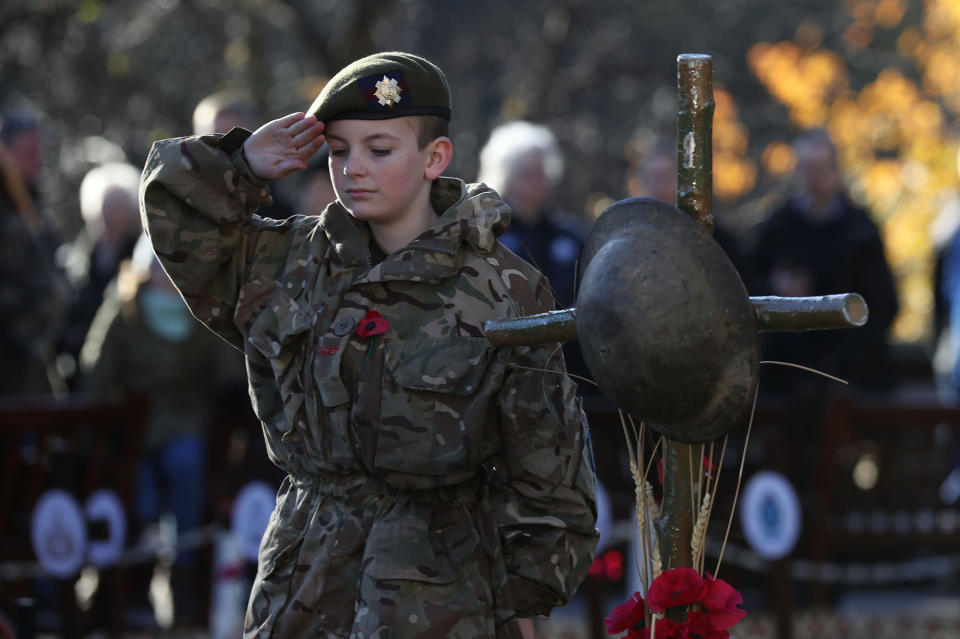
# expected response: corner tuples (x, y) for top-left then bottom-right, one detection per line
(140, 128), (599, 638)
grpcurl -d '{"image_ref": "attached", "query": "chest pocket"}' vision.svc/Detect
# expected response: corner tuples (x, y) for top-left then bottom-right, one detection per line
(238, 278), (317, 359)
(376, 337), (500, 476)
(235, 278), (317, 434)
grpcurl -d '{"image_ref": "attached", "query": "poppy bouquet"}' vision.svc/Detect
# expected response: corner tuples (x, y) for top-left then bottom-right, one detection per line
(605, 567), (745, 638)
(605, 415), (747, 638)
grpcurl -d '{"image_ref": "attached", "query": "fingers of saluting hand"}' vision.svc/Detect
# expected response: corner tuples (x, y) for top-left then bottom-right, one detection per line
(273, 157), (308, 174)
(284, 113), (317, 134)
(274, 112), (310, 129)
(281, 113), (325, 159)
(296, 125), (326, 160)
(292, 120), (324, 147)
(246, 113), (325, 178)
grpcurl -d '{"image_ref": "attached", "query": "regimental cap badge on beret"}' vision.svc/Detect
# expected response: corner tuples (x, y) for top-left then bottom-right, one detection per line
(358, 71), (411, 112)
(374, 75), (403, 107)
(307, 51), (451, 123)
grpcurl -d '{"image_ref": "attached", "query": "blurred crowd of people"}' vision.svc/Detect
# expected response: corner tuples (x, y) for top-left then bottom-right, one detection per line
(0, 95), (286, 630)
(1, 90), (952, 632)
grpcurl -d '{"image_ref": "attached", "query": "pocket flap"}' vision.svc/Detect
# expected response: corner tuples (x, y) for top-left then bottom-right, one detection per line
(316, 376), (349, 408)
(384, 337), (491, 395)
(365, 518), (457, 584)
(313, 335), (349, 408)
(238, 278), (316, 359)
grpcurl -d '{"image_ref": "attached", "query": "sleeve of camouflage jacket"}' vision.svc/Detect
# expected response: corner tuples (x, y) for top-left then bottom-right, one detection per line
(138, 129), (297, 349)
(491, 284), (600, 618)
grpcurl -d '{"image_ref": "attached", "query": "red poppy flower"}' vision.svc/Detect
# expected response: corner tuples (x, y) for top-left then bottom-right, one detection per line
(647, 568), (707, 613)
(628, 617), (683, 639)
(703, 456), (715, 477)
(356, 310), (390, 338)
(656, 456), (714, 486)
(701, 574), (746, 630)
(685, 611), (730, 639)
(605, 591), (646, 634)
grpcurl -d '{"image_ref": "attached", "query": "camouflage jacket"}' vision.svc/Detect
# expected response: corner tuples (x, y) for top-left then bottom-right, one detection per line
(140, 129), (599, 639)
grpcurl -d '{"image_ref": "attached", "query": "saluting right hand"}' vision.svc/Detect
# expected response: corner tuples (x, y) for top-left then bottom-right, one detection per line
(242, 112), (326, 181)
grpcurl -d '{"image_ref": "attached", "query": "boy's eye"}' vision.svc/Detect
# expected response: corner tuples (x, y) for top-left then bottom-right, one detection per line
(330, 148), (347, 157)
(372, 148), (391, 157)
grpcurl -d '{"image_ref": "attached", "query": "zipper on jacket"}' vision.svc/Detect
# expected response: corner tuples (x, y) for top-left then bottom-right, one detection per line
(408, 242), (458, 257)
(362, 243), (372, 269)
(340, 208), (373, 269)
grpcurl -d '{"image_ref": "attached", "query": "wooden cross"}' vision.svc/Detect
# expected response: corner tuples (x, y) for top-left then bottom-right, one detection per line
(483, 54), (868, 602)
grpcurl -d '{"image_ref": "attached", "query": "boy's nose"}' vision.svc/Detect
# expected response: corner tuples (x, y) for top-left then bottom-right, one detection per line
(343, 158), (364, 177)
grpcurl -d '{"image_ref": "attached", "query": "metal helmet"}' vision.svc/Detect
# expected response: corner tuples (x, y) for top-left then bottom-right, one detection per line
(576, 197), (759, 442)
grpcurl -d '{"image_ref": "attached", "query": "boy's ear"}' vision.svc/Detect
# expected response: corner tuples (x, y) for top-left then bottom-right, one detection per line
(424, 136), (453, 180)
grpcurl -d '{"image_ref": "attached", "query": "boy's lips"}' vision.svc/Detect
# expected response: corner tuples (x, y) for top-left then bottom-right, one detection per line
(346, 188), (374, 198)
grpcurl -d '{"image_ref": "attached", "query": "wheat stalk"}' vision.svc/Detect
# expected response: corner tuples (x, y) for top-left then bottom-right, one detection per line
(714, 383), (760, 578)
(690, 491), (712, 570)
(619, 411), (649, 593)
(633, 467), (649, 589)
(647, 480), (662, 578)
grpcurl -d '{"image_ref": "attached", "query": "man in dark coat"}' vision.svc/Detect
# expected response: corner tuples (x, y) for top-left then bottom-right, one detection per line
(752, 128), (899, 394)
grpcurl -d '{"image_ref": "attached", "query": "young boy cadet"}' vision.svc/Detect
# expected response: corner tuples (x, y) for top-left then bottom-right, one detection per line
(139, 51), (598, 638)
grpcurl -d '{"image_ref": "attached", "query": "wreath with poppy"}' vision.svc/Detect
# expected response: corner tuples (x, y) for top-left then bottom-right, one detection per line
(605, 568), (745, 639)
(602, 417), (746, 638)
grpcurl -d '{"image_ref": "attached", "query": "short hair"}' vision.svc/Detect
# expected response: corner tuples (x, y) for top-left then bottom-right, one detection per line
(477, 120), (564, 195)
(413, 115), (449, 149)
(793, 128), (837, 164)
(192, 89), (257, 135)
(79, 162), (142, 234)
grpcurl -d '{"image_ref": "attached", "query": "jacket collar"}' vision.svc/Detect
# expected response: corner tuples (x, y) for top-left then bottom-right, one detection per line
(318, 177), (511, 283)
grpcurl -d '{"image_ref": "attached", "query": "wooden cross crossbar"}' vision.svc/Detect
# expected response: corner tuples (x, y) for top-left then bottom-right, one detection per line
(483, 294), (867, 347)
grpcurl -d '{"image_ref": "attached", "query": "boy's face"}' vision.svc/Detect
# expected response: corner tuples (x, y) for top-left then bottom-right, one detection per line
(325, 118), (434, 225)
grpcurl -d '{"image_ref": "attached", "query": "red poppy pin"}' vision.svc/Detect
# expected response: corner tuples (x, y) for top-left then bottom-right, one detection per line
(357, 310), (390, 362)
(357, 310), (390, 339)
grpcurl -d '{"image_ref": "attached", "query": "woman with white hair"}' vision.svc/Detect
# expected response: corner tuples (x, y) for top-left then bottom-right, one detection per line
(78, 162), (142, 255)
(58, 162), (144, 382)
(477, 120), (598, 408)
(477, 120), (585, 309)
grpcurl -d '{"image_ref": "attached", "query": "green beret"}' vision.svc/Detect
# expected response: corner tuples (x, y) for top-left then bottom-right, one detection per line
(307, 51), (451, 123)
